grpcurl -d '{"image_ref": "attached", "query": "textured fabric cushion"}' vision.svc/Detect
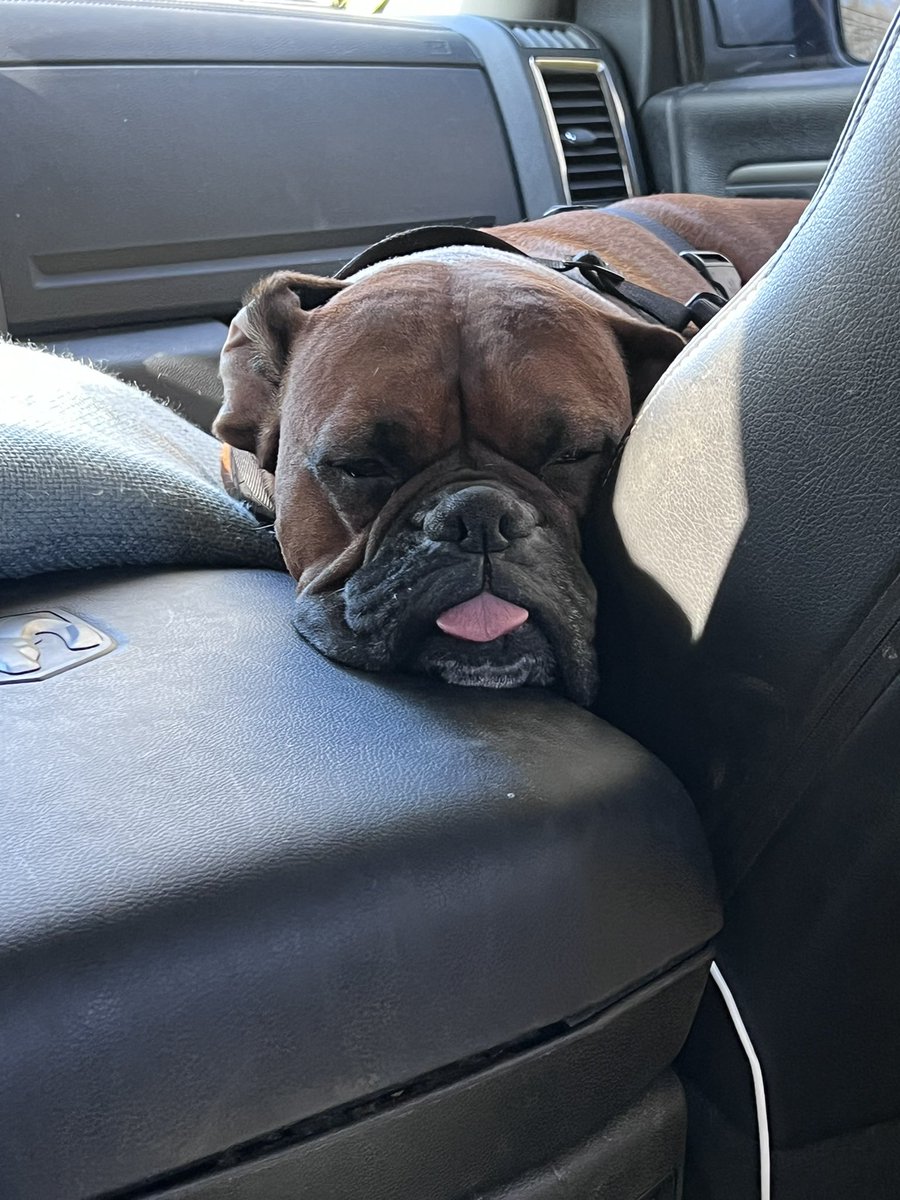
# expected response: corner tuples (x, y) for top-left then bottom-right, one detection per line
(0, 339), (283, 578)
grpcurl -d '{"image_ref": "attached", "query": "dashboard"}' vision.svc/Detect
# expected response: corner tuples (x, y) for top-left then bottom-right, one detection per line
(0, 1), (860, 426)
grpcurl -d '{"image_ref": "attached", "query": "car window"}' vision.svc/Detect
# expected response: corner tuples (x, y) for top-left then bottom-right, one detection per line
(839, 0), (900, 61)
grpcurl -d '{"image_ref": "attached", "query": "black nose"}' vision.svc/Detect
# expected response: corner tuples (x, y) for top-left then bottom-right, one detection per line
(422, 485), (538, 554)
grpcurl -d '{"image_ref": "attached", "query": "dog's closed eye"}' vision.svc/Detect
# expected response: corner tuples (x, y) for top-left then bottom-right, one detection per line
(542, 441), (616, 473)
(333, 458), (392, 480)
(547, 448), (599, 466)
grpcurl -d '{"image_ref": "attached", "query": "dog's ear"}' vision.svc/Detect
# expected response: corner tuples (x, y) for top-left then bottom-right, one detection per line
(606, 311), (685, 413)
(214, 271), (347, 472)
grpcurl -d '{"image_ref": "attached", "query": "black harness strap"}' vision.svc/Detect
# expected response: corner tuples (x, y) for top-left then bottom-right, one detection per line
(335, 226), (530, 280)
(605, 209), (697, 256)
(334, 223), (727, 333)
(543, 203), (743, 302)
(566, 250), (708, 329)
(606, 211), (743, 301)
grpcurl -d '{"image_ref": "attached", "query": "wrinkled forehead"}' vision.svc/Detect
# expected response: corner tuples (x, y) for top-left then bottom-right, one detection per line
(282, 265), (463, 454)
(282, 252), (628, 460)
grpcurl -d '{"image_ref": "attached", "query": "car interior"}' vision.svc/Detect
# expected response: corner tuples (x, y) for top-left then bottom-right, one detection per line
(1, 1), (899, 1198)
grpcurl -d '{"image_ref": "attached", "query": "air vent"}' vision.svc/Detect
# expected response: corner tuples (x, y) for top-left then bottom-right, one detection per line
(508, 23), (594, 50)
(535, 62), (631, 204)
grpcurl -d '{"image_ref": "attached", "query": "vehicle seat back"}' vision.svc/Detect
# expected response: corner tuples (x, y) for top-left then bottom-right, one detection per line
(595, 14), (900, 1199)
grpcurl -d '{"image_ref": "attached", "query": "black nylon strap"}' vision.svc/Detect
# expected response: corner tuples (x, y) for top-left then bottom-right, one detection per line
(567, 252), (695, 330)
(334, 224), (726, 332)
(544, 206), (740, 301)
(604, 209), (698, 257)
(335, 225), (531, 279)
(607, 212), (742, 300)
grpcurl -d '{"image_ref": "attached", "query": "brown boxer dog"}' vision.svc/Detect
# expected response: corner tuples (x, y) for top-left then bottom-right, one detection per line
(215, 195), (805, 705)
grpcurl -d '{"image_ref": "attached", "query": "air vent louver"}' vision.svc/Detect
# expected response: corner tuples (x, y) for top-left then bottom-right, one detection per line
(539, 66), (629, 204)
(509, 24), (594, 50)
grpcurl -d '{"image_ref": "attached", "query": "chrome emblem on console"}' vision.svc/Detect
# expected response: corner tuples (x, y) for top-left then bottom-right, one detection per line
(0, 609), (115, 682)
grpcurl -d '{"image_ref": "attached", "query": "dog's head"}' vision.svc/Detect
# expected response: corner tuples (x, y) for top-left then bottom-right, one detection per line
(215, 248), (682, 705)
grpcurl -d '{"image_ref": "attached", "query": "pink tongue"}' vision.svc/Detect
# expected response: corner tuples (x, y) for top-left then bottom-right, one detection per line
(436, 591), (529, 643)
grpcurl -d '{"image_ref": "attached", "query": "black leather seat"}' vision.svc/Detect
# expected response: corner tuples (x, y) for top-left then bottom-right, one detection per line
(596, 14), (900, 1199)
(0, 567), (719, 1200)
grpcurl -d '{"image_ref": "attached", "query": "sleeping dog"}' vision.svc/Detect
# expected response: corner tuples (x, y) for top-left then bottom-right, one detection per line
(215, 196), (805, 704)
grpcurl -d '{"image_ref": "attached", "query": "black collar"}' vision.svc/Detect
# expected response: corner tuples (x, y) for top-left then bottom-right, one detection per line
(334, 223), (727, 333)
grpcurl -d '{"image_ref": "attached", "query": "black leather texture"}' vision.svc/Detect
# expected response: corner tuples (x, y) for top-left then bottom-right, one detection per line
(0, 569), (719, 1199)
(597, 14), (900, 1200)
(158, 981), (700, 1200)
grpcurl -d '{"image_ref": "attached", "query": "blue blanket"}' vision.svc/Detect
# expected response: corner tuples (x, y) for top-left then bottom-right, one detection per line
(0, 341), (283, 580)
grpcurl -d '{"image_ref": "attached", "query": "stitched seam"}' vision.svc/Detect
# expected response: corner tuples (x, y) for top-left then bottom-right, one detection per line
(629, 15), (900, 439)
(722, 577), (900, 896)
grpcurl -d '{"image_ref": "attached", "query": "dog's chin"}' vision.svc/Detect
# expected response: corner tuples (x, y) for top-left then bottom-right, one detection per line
(293, 576), (598, 705)
(410, 625), (557, 691)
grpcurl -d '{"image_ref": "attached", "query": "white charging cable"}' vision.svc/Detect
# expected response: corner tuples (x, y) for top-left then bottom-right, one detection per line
(709, 961), (771, 1200)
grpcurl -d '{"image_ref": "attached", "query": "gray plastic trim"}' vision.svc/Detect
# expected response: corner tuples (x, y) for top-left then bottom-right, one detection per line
(642, 70), (862, 195)
(423, 14), (570, 218)
(726, 160), (830, 196)
(0, 60), (519, 333)
(424, 16), (646, 216)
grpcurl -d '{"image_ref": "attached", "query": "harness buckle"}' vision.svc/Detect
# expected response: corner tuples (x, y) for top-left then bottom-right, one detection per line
(570, 250), (625, 289)
(686, 291), (728, 328)
(680, 250), (742, 301)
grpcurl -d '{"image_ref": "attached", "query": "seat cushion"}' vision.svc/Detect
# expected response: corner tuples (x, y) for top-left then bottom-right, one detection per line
(0, 340), (282, 580)
(0, 568), (719, 1198)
